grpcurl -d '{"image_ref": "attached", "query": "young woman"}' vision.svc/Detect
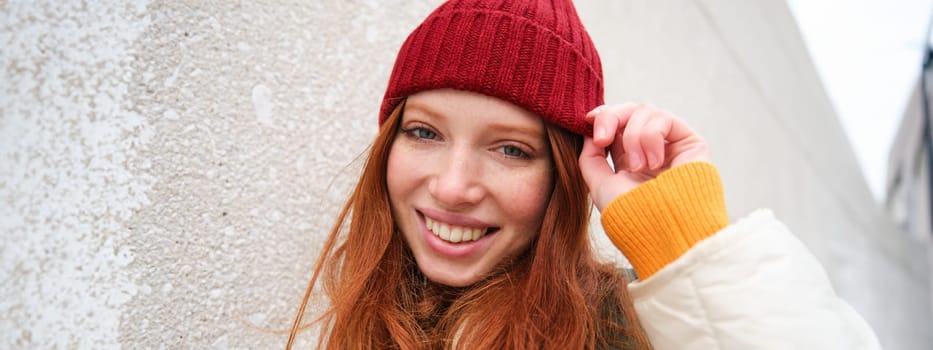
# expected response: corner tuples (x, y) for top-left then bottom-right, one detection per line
(287, 0), (881, 349)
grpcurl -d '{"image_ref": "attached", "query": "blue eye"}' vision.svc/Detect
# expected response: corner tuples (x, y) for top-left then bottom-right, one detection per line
(403, 127), (437, 140)
(415, 128), (437, 140)
(501, 145), (530, 159)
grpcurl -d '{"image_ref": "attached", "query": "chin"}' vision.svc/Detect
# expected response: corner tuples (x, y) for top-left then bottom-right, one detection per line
(418, 264), (483, 288)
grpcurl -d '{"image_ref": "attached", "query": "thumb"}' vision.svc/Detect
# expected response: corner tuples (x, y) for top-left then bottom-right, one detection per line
(578, 136), (612, 201)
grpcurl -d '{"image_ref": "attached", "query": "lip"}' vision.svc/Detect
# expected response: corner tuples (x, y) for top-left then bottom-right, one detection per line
(418, 208), (493, 228)
(417, 209), (496, 259)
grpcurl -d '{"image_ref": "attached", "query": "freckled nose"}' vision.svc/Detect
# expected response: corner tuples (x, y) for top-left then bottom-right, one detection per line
(428, 151), (484, 208)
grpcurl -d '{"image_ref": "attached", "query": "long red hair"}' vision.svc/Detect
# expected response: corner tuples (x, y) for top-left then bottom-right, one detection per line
(287, 103), (651, 349)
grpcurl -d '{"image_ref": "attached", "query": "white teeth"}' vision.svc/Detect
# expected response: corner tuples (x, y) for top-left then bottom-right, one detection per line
(424, 216), (487, 243)
(439, 223), (451, 241)
(450, 227), (463, 243)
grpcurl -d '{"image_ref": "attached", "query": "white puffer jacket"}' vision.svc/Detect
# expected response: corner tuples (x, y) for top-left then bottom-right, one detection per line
(629, 210), (882, 349)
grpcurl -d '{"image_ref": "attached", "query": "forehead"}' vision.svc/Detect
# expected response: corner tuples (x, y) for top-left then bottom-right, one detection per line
(404, 89), (544, 132)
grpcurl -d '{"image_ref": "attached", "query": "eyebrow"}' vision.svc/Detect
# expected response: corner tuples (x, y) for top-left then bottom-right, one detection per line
(403, 101), (447, 121)
(484, 122), (545, 142)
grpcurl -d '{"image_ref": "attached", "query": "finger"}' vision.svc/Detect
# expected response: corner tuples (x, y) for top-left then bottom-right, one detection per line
(659, 113), (710, 167)
(584, 105), (605, 123)
(641, 112), (672, 170)
(665, 115), (698, 144)
(620, 105), (653, 172)
(590, 103), (637, 147)
(609, 133), (626, 173)
(585, 103), (635, 123)
(666, 134), (712, 167)
(578, 136), (613, 193)
(592, 107), (619, 146)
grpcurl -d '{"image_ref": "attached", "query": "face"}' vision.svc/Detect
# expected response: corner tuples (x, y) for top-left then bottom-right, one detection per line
(386, 89), (554, 287)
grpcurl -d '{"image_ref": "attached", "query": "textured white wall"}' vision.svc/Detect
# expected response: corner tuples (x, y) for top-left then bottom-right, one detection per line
(1, 1), (929, 349)
(1, 1), (153, 348)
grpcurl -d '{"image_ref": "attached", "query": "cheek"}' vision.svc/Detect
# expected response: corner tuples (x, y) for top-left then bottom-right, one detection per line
(386, 145), (411, 200)
(385, 146), (410, 220)
(385, 144), (428, 235)
(386, 150), (400, 197)
(501, 170), (553, 231)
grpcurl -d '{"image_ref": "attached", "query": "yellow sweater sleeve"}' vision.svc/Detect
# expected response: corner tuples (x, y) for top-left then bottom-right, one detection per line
(600, 162), (729, 279)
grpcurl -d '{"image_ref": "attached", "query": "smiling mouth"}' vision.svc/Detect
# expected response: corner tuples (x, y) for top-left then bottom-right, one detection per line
(424, 216), (497, 243)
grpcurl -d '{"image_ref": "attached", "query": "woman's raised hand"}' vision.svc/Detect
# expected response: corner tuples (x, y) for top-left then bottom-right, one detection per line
(578, 103), (711, 211)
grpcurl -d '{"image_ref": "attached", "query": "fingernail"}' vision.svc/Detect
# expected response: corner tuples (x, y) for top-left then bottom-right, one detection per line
(596, 125), (606, 139)
(586, 106), (601, 121)
(629, 153), (642, 170)
(646, 152), (658, 169)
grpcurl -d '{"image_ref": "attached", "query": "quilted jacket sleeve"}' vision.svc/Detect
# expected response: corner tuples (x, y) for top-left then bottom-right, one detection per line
(599, 162), (881, 349)
(627, 210), (881, 349)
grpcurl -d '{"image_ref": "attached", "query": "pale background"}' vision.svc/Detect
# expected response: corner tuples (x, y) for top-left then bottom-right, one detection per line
(1, 1), (930, 349)
(788, 0), (933, 200)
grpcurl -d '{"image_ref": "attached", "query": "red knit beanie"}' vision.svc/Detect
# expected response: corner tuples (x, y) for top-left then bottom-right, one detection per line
(380, 0), (603, 136)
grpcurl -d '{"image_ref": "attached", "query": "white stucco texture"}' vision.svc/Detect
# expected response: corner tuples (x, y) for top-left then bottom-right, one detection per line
(1, 1), (152, 348)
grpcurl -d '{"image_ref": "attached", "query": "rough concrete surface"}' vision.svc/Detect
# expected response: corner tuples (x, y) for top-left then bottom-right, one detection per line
(1, 0), (930, 349)
(1, 1), (153, 348)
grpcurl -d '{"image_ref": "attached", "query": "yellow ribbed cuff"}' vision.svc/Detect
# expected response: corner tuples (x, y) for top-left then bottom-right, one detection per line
(600, 162), (729, 279)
